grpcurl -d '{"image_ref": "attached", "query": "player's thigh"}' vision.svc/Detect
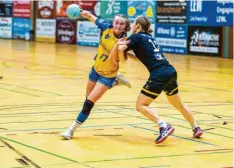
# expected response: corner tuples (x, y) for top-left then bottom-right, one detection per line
(167, 93), (182, 108)
(86, 79), (96, 97)
(140, 77), (164, 100)
(87, 66), (99, 97)
(87, 82), (109, 103)
(136, 93), (155, 107)
(163, 76), (178, 96)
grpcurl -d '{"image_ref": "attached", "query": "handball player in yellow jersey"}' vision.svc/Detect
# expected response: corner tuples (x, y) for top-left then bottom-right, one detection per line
(61, 10), (131, 139)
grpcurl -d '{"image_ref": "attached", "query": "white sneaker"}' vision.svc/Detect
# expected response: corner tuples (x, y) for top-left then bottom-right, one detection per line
(114, 72), (132, 88)
(61, 129), (74, 140)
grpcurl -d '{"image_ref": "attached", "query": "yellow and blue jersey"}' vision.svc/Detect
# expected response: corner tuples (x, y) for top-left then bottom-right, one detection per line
(93, 18), (125, 78)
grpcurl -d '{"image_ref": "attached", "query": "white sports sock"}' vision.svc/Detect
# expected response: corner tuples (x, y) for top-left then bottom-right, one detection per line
(69, 121), (81, 132)
(157, 120), (167, 128)
(192, 124), (198, 130)
(112, 80), (118, 87)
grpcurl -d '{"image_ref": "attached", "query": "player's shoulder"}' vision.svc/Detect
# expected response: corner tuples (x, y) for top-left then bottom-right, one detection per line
(139, 32), (152, 39)
(131, 32), (151, 41)
(96, 18), (112, 31)
(128, 33), (138, 40)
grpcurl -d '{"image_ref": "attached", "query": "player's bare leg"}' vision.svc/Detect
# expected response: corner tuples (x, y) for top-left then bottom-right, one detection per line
(167, 93), (203, 138)
(61, 82), (109, 140)
(136, 93), (175, 144)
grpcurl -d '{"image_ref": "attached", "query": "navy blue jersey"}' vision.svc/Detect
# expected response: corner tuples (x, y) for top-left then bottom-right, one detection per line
(126, 32), (170, 72)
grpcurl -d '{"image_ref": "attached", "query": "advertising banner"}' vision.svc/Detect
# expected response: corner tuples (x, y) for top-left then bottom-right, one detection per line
(187, 0), (233, 26)
(56, 19), (76, 44)
(77, 21), (100, 47)
(128, 0), (156, 23)
(36, 19), (56, 43)
(216, 0), (233, 26)
(0, 17), (12, 38)
(155, 24), (187, 54)
(12, 18), (30, 40)
(100, 0), (127, 20)
(13, 0), (30, 18)
(37, 0), (56, 19)
(77, 0), (100, 18)
(0, 0), (12, 17)
(187, 26), (222, 56)
(156, 0), (187, 24)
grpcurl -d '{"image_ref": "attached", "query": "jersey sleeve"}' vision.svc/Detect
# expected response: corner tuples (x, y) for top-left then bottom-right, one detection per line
(125, 34), (138, 52)
(95, 18), (112, 32)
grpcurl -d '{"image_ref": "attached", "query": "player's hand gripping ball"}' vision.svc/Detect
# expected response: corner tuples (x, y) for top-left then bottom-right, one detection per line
(66, 4), (81, 19)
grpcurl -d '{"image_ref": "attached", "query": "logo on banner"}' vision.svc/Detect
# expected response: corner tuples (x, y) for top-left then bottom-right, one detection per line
(157, 27), (176, 37)
(57, 20), (76, 44)
(188, 27), (221, 55)
(190, 30), (220, 46)
(157, 27), (169, 35)
(40, 9), (52, 18)
(146, 5), (153, 17)
(190, 0), (203, 12)
(38, 1), (54, 18)
(128, 6), (136, 16)
(106, 0), (115, 15)
(170, 27), (175, 37)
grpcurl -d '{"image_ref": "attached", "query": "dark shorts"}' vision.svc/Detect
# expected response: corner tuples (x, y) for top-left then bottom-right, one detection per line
(141, 66), (178, 99)
(89, 66), (117, 89)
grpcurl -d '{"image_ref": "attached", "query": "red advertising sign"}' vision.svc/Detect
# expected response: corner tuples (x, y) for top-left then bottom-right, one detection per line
(37, 0), (56, 19)
(56, 19), (77, 44)
(77, 0), (100, 17)
(13, 0), (31, 18)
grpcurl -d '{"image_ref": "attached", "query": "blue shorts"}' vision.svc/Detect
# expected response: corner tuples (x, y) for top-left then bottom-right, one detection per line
(89, 67), (117, 89)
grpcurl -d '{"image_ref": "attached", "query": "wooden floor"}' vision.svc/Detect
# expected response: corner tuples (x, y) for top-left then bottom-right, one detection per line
(0, 39), (233, 168)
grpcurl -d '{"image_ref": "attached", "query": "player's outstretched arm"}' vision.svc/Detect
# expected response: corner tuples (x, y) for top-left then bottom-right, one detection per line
(108, 39), (129, 63)
(117, 42), (128, 52)
(80, 10), (97, 23)
(117, 41), (139, 62)
(108, 43), (119, 63)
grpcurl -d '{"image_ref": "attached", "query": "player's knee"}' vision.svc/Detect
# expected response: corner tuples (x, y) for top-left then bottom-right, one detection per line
(82, 99), (94, 115)
(135, 102), (142, 112)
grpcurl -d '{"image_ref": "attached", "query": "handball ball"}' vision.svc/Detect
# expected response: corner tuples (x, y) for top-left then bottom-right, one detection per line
(66, 4), (81, 19)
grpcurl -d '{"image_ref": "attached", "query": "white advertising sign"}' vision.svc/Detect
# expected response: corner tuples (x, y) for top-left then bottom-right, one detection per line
(0, 17), (12, 38)
(77, 21), (100, 47)
(36, 19), (56, 42)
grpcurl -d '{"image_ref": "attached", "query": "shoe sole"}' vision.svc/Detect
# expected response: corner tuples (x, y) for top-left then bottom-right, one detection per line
(126, 83), (132, 88)
(155, 127), (175, 144)
(117, 74), (132, 88)
(193, 131), (203, 138)
(61, 134), (72, 140)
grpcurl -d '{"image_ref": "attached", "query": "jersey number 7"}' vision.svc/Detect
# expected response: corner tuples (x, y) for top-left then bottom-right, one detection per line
(100, 54), (108, 62)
